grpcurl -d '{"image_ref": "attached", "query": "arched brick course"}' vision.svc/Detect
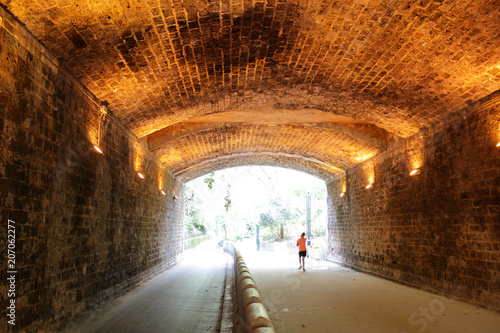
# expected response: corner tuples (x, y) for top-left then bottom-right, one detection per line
(151, 123), (382, 180)
(4, 0), (500, 173)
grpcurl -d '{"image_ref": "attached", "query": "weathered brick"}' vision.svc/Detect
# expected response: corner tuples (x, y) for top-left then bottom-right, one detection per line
(327, 91), (500, 311)
(0, 0), (498, 140)
(0, 7), (184, 332)
(2, 0), (500, 328)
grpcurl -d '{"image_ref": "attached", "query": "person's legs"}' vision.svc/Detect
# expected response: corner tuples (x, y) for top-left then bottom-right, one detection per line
(298, 252), (306, 271)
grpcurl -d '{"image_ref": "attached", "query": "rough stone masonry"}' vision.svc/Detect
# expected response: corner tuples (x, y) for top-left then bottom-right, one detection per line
(1, 0), (500, 331)
(0, 6), (184, 332)
(327, 92), (500, 312)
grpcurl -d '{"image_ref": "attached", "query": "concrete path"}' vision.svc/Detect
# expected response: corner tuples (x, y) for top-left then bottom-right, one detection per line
(239, 243), (500, 333)
(66, 240), (229, 333)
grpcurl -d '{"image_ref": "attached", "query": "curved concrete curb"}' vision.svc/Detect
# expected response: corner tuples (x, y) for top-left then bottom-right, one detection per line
(251, 328), (276, 333)
(246, 302), (274, 331)
(243, 288), (262, 307)
(224, 242), (276, 333)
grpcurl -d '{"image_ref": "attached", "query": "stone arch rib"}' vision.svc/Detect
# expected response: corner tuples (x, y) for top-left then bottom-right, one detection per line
(174, 152), (345, 182)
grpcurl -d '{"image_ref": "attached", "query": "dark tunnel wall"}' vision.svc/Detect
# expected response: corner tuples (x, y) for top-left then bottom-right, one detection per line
(0, 8), (183, 332)
(327, 91), (500, 312)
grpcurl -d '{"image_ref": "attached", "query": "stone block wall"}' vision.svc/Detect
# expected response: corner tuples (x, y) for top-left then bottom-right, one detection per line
(0, 8), (183, 332)
(327, 90), (500, 311)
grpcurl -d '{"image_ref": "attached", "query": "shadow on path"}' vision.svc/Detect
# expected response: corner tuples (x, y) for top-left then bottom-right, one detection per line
(66, 239), (228, 333)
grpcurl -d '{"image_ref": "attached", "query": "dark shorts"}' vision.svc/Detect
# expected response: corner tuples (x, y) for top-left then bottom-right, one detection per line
(299, 251), (307, 257)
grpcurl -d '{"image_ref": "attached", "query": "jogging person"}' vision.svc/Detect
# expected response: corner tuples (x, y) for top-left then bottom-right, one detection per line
(297, 232), (307, 271)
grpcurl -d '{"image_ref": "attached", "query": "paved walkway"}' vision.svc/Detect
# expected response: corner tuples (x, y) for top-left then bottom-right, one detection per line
(239, 243), (500, 333)
(64, 239), (500, 333)
(66, 240), (229, 333)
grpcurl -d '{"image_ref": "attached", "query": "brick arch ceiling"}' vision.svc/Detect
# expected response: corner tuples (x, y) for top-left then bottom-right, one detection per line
(4, 0), (500, 179)
(148, 119), (388, 181)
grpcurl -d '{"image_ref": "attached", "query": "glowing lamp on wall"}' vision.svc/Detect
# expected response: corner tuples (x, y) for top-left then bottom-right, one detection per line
(93, 145), (104, 155)
(160, 190), (166, 196)
(339, 192), (346, 197)
(365, 183), (373, 190)
(410, 168), (422, 176)
(137, 172), (145, 179)
(497, 142), (500, 147)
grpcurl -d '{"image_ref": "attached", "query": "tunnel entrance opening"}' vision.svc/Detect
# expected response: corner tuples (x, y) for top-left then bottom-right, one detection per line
(183, 165), (328, 258)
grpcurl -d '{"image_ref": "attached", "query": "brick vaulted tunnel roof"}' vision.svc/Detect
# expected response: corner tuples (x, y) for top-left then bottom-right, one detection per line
(3, 0), (500, 181)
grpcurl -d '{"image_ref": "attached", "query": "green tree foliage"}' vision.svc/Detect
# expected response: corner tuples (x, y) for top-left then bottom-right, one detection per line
(184, 166), (327, 242)
(224, 184), (232, 212)
(258, 197), (299, 239)
(184, 186), (207, 235)
(204, 172), (215, 190)
(293, 185), (326, 237)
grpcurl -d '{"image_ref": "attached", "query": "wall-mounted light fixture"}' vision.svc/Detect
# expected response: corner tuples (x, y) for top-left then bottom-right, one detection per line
(93, 103), (108, 155)
(173, 194), (178, 201)
(93, 145), (104, 155)
(364, 161), (375, 191)
(410, 168), (422, 176)
(160, 190), (166, 196)
(137, 172), (145, 179)
(497, 142), (500, 147)
(340, 173), (347, 198)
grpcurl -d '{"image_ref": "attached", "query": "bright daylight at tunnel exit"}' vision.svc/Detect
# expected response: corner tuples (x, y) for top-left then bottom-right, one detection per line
(1, 0), (500, 332)
(183, 167), (328, 257)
